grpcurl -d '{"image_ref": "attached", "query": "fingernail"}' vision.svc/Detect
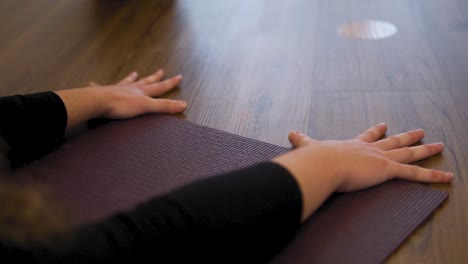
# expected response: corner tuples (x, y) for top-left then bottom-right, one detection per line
(179, 101), (187, 108)
(131, 71), (138, 76)
(291, 131), (305, 137)
(379, 122), (386, 125)
(177, 74), (183, 79)
(446, 172), (454, 178)
(436, 142), (444, 147)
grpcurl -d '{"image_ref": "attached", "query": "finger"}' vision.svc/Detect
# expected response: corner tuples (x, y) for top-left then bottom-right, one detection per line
(137, 69), (164, 85)
(118, 71), (139, 85)
(391, 162), (454, 183)
(89, 81), (100, 87)
(143, 98), (187, 114)
(385, 142), (444, 163)
(374, 129), (424, 150)
(356, 123), (388, 143)
(288, 131), (315, 148)
(142, 75), (183, 97)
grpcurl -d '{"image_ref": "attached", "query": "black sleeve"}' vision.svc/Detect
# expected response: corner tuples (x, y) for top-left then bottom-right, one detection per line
(35, 162), (303, 263)
(0, 92), (67, 167)
(0, 93), (303, 262)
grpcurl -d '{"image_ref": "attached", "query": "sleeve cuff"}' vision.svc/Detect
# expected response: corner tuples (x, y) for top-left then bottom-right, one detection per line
(0, 91), (67, 166)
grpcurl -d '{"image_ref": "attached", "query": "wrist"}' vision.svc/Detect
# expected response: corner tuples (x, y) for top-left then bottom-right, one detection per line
(55, 87), (112, 128)
(273, 146), (341, 221)
(91, 87), (114, 118)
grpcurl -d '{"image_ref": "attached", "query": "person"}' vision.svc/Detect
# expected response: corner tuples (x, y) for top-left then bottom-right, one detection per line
(0, 69), (453, 262)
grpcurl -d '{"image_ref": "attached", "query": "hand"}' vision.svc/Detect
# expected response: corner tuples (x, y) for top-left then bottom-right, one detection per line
(89, 69), (187, 119)
(56, 69), (187, 128)
(273, 123), (453, 221)
(290, 123), (453, 191)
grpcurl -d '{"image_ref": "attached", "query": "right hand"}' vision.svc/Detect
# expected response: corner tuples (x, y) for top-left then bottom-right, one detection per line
(273, 123), (453, 221)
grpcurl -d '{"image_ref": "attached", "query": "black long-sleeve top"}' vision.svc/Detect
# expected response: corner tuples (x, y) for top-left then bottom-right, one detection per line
(0, 92), (303, 263)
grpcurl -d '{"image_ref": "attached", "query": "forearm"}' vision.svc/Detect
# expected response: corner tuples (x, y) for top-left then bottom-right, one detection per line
(273, 147), (340, 222)
(54, 71), (187, 130)
(54, 88), (110, 129)
(0, 92), (67, 166)
(37, 162), (302, 262)
(0, 89), (106, 165)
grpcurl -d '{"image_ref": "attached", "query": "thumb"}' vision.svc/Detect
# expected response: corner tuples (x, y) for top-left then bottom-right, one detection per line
(288, 131), (314, 148)
(89, 81), (100, 87)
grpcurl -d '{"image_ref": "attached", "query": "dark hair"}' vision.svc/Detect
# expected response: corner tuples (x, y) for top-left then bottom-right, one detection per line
(0, 179), (69, 247)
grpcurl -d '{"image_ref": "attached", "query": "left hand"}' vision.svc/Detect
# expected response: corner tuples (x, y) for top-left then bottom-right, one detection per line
(56, 69), (187, 128)
(89, 69), (187, 119)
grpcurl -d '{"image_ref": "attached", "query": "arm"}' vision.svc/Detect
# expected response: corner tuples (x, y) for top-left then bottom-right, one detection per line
(1, 70), (452, 261)
(0, 70), (186, 166)
(37, 125), (452, 262)
(273, 125), (453, 222)
(55, 69), (186, 129)
(0, 92), (67, 166)
(37, 162), (301, 263)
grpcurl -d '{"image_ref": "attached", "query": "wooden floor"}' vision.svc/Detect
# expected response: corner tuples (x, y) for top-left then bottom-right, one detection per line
(1, 0), (467, 262)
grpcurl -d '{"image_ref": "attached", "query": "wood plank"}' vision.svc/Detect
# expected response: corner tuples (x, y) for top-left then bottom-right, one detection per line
(291, 90), (468, 263)
(0, 0), (467, 262)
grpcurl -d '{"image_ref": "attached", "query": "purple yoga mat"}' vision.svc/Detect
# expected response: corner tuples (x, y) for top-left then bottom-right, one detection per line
(14, 114), (447, 263)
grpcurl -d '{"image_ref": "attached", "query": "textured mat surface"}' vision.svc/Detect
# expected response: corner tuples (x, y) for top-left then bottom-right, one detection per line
(272, 180), (447, 263)
(15, 114), (447, 263)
